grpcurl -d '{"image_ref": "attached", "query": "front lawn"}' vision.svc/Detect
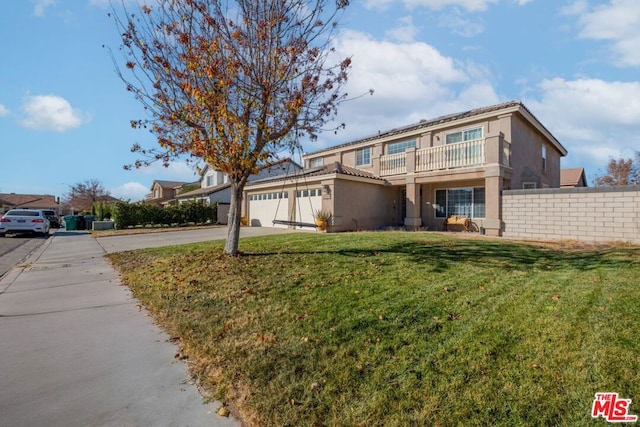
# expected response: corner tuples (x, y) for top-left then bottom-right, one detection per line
(108, 232), (640, 426)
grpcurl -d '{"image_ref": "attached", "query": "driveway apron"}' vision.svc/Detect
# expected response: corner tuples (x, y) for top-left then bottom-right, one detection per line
(0, 231), (240, 427)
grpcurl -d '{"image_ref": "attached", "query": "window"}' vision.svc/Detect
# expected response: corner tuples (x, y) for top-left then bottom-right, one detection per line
(541, 144), (547, 171)
(296, 189), (321, 197)
(251, 192), (287, 201)
(473, 188), (485, 218)
(355, 147), (371, 166)
(445, 126), (483, 144)
(522, 182), (537, 189)
(206, 175), (215, 186)
(435, 187), (486, 218)
(309, 157), (323, 168)
(387, 139), (416, 155)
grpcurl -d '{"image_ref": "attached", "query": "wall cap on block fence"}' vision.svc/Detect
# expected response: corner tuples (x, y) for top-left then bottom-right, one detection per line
(92, 221), (115, 231)
(503, 185), (640, 196)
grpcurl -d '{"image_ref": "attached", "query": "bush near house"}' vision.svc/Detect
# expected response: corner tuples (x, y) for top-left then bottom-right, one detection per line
(108, 232), (640, 426)
(113, 200), (216, 229)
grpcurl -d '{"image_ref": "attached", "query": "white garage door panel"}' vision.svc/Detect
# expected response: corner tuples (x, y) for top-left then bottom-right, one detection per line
(250, 197), (288, 228)
(296, 196), (322, 226)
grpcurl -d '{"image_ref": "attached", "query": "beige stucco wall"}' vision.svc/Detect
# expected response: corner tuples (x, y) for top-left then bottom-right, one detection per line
(502, 186), (640, 244)
(330, 179), (395, 232)
(509, 115), (561, 189)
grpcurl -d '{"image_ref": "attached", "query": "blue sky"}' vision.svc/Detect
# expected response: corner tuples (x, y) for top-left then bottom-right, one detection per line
(1, 0), (639, 201)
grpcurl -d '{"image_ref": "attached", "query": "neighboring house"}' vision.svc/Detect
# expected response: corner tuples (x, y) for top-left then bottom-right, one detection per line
(175, 158), (303, 207)
(243, 100), (568, 236)
(145, 180), (196, 206)
(66, 194), (123, 214)
(0, 193), (62, 215)
(561, 168), (587, 188)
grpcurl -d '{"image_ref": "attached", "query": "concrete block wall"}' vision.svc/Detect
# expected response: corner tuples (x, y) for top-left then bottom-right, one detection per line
(502, 186), (640, 245)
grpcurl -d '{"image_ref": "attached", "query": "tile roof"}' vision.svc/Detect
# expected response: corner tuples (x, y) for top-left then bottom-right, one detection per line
(306, 100), (563, 156)
(152, 180), (192, 190)
(561, 168), (587, 187)
(0, 193), (60, 209)
(247, 161), (387, 187)
(176, 183), (231, 198)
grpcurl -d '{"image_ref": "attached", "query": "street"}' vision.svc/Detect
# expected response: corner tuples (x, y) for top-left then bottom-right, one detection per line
(0, 233), (49, 279)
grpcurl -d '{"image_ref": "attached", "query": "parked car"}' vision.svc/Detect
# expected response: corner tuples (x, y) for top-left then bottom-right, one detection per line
(41, 209), (61, 228)
(0, 209), (50, 237)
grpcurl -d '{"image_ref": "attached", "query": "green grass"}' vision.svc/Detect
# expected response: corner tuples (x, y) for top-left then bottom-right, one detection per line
(108, 232), (640, 426)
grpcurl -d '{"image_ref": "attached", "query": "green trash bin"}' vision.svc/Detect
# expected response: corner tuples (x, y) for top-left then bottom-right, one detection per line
(63, 215), (78, 231)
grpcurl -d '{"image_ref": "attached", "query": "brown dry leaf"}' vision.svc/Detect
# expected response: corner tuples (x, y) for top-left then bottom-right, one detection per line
(598, 305), (606, 311)
(551, 295), (560, 301)
(217, 407), (230, 417)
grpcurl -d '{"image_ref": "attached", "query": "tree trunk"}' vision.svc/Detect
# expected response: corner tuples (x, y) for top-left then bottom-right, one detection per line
(224, 181), (245, 255)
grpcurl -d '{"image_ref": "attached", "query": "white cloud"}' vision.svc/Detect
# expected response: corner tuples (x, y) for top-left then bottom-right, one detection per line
(310, 30), (500, 149)
(386, 16), (420, 42)
(109, 182), (149, 202)
(34, 0), (56, 17)
(567, 0), (640, 67)
(134, 160), (200, 181)
(20, 95), (89, 132)
(0, 104), (8, 117)
(438, 8), (485, 37)
(525, 78), (640, 166)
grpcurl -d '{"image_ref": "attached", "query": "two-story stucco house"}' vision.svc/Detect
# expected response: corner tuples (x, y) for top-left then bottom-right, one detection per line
(243, 101), (567, 236)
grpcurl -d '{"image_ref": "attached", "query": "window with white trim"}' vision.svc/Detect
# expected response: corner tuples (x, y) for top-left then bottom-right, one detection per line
(309, 157), (323, 168)
(355, 147), (371, 166)
(206, 175), (215, 186)
(541, 144), (547, 171)
(435, 187), (486, 218)
(250, 192), (287, 201)
(445, 126), (483, 144)
(387, 139), (416, 155)
(296, 188), (322, 197)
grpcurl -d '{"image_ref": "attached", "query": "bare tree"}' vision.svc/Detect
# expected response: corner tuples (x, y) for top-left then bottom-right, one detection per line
(64, 179), (111, 213)
(109, 0), (354, 255)
(593, 152), (640, 186)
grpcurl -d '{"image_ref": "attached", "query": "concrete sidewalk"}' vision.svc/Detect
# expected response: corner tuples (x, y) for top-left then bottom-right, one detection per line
(0, 232), (241, 427)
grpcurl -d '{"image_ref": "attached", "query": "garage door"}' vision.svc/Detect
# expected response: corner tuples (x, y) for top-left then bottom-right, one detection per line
(294, 188), (322, 227)
(249, 191), (288, 228)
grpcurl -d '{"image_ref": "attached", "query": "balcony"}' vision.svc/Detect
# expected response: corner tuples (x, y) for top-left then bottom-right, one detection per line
(379, 138), (511, 177)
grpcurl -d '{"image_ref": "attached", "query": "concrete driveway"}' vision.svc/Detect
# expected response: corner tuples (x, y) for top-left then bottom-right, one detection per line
(0, 226), (291, 427)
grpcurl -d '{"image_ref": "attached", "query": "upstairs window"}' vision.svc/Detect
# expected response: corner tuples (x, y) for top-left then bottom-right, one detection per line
(387, 139), (416, 155)
(445, 126), (483, 144)
(355, 147), (371, 166)
(206, 175), (215, 187)
(309, 157), (324, 168)
(542, 144), (547, 171)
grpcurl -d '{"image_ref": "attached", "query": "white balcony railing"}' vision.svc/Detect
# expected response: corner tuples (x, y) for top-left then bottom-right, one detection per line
(378, 138), (512, 177)
(416, 139), (485, 172)
(379, 152), (407, 175)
